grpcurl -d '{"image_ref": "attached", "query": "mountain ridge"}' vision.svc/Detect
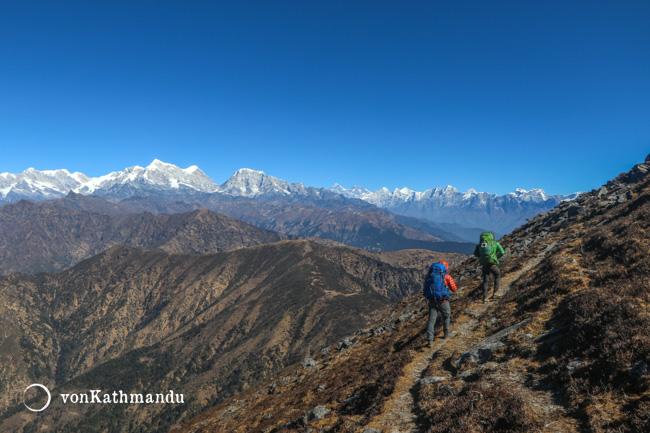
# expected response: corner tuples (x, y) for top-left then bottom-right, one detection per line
(0, 192), (472, 275)
(1, 160), (576, 236)
(0, 197), (295, 274)
(1, 160), (572, 203)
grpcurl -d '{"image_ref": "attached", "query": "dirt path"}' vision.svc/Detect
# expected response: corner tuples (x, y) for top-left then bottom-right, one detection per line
(363, 247), (575, 433)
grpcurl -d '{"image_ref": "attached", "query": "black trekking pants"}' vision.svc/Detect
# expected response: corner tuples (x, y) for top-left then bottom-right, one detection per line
(481, 264), (501, 300)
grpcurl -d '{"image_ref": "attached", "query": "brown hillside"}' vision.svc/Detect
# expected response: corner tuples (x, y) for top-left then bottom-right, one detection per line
(0, 197), (292, 274)
(0, 240), (463, 433)
(175, 156), (650, 432)
(185, 197), (473, 253)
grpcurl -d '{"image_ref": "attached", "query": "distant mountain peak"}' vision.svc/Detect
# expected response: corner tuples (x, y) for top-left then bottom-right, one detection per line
(147, 158), (170, 168)
(234, 167), (266, 175)
(220, 168), (307, 197)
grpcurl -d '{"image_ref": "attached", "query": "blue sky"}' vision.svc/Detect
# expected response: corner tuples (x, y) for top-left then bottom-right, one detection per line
(1, 1), (648, 195)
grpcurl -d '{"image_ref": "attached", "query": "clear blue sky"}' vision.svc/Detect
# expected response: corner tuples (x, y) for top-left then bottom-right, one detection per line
(1, 1), (648, 195)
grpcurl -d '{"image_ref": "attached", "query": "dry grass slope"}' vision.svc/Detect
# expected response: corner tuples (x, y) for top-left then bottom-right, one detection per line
(0, 240), (458, 433)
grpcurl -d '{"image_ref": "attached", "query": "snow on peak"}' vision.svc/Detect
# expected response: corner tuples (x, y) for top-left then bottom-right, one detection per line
(506, 188), (550, 202)
(218, 168), (309, 198)
(0, 159), (574, 216)
(463, 188), (479, 199)
(1, 166), (87, 200)
(147, 159), (170, 168)
(235, 168), (266, 175)
(330, 184), (374, 200)
(0, 160), (220, 199)
(220, 168), (284, 197)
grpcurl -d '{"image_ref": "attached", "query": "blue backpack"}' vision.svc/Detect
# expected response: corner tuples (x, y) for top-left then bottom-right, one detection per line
(423, 263), (449, 301)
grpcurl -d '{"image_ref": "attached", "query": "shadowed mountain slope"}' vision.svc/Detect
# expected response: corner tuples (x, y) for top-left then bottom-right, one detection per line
(0, 197), (293, 274)
(115, 195), (475, 254)
(0, 240), (464, 432)
(175, 156), (650, 432)
(0, 192), (473, 276)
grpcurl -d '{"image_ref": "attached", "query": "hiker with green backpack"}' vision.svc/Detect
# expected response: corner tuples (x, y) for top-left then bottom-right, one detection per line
(473, 232), (505, 303)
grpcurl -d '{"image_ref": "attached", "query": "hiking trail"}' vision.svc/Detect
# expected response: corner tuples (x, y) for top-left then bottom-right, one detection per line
(363, 246), (578, 433)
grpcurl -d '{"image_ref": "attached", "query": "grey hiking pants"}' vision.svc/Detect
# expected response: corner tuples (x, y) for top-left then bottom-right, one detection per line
(427, 298), (451, 341)
(482, 264), (501, 300)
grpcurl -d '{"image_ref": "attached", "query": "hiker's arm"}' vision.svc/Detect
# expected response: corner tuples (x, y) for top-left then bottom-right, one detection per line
(473, 245), (479, 257)
(445, 275), (457, 292)
(496, 242), (505, 258)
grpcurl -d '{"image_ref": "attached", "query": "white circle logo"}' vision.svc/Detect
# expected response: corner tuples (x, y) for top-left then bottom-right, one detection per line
(23, 384), (52, 412)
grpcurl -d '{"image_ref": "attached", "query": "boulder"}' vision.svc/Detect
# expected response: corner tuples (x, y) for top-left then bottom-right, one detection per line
(337, 336), (356, 351)
(456, 317), (533, 367)
(566, 360), (584, 372)
(628, 361), (649, 378)
(419, 376), (447, 386)
(302, 405), (330, 424)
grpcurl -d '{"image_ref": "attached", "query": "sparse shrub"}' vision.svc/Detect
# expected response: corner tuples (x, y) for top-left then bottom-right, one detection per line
(626, 399), (650, 432)
(561, 283), (650, 389)
(421, 382), (543, 433)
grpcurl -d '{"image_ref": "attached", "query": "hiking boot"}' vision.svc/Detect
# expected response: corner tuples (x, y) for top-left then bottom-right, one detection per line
(442, 333), (449, 339)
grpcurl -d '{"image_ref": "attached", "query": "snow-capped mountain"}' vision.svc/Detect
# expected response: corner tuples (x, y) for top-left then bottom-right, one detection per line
(0, 168), (90, 202)
(330, 183), (579, 234)
(331, 184), (565, 206)
(0, 159), (218, 202)
(0, 160), (578, 235)
(78, 159), (218, 195)
(332, 184), (475, 207)
(220, 168), (308, 197)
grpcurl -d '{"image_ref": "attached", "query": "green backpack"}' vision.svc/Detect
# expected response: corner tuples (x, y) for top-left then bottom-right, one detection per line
(478, 232), (497, 265)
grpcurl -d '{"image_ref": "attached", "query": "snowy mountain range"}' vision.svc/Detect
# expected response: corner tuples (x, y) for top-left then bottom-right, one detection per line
(0, 159), (217, 201)
(331, 183), (581, 233)
(0, 160), (578, 234)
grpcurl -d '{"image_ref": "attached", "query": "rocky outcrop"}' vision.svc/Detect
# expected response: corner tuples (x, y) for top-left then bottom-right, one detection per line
(456, 317), (533, 366)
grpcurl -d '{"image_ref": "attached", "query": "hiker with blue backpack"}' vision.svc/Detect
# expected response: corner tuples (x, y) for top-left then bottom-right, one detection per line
(423, 260), (457, 347)
(473, 232), (505, 303)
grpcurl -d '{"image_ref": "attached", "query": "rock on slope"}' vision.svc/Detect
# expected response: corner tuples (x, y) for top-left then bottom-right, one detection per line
(175, 155), (650, 433)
